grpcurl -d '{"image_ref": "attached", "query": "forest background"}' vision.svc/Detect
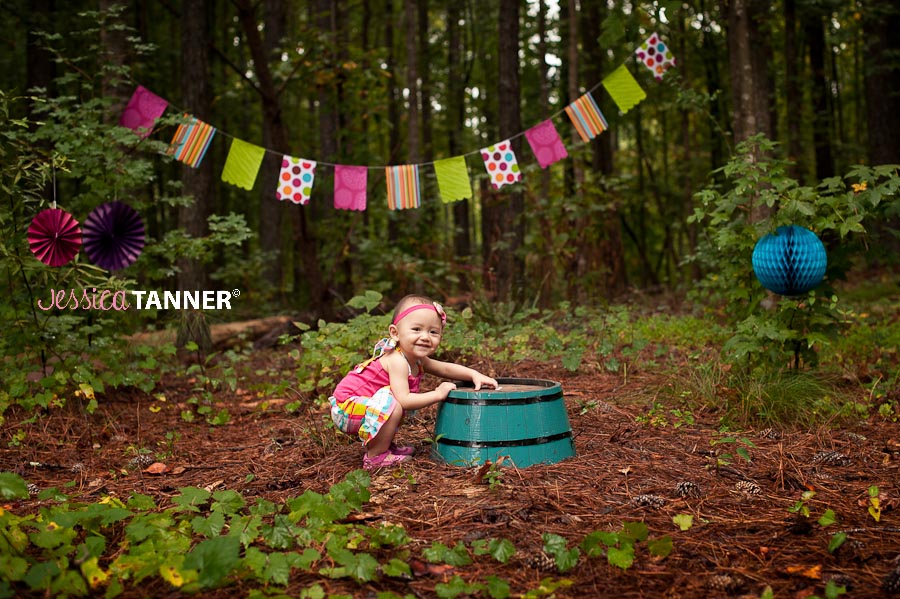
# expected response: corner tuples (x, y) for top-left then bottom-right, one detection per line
(3, 2), (900, 598)
(3, 0), (899, 323)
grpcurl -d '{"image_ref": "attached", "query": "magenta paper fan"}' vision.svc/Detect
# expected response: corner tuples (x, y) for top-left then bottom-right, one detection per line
(82, 201), (145, 271)
(27, 208), (82, 267)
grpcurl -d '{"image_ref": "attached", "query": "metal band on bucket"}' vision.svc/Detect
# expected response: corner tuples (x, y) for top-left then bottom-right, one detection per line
(435, 430), (572, 449)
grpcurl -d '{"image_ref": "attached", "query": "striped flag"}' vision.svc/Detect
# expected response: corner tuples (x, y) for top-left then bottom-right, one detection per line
(168, 116), (216, 168)
(385, 164), (421, 210)
(564, 92), (608, 143)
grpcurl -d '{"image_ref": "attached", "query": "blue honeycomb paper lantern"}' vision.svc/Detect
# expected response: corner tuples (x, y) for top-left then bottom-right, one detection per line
(752, 225), (827, 296)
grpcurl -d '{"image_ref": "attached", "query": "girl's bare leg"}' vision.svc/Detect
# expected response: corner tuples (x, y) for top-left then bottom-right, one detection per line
(366, 404), (403, 457)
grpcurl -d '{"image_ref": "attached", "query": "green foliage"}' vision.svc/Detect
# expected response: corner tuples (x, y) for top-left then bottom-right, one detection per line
(708, 435), (755, 469)
(471, 538), (516, 564)
(664, 348), (853, 428)
(672, 514), (694, 531)
(0, 50), (252, 420)
(579, 521), (672, 571)
(689, 135), (900, 372)
(0, 470), (422, 596)
(0, 467), (685, 598)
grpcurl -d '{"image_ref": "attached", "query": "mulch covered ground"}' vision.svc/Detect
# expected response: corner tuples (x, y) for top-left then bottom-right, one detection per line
(3, 350), (899, 599)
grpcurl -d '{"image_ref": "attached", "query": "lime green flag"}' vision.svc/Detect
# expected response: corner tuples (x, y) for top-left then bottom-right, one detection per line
(221, 138), (266, 190)
(433, 156), (472, 203)
(602, 65), (647, 114)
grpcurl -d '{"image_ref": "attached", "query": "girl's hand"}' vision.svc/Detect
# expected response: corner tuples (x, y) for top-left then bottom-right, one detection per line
(471, 373), (499, 391)
(436, 381), (458, 399)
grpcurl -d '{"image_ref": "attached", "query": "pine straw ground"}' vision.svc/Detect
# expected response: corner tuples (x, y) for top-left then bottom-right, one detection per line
(2, 352), (900, 599)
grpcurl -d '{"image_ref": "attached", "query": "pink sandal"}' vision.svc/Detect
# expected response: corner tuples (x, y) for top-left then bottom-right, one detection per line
(363, 450), (411, 471)
(389, 442), (416, 456)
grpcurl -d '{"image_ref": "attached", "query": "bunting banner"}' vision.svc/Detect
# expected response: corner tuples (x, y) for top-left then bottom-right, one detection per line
(119, 85), (168, 138)
(433, 156), (472, 203)
(385, 165), (421, 210)
(168, 116), (216, 168)
(221, 138), (265, 190)
(125, 33), (676, 214)
(481, 141), (522, 189)
(565, 92), (608, 143)
(602, 65), (647, 114)
(277, 156), (316, 205)
(334, 165), (367, 211)
(525, 119), (569, 169)
(635, 32), (676, 80)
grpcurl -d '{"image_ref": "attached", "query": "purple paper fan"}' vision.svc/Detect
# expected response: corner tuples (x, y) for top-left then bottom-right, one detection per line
(27, 208), (82, 267)
(82, 201), (145, 271)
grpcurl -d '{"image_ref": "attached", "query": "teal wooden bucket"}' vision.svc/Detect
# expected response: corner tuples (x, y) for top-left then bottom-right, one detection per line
(433, 378), (576, 467)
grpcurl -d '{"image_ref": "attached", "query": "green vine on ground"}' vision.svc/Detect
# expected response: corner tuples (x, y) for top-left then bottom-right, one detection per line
(0, 469), (674, 598)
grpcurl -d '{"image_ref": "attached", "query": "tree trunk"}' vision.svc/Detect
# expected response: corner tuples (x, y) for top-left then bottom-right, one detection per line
(805, 10), (835, 180)
(25, 0), (56, 108)
(701, 0), (726, 174)
(418, 0), (432, 163)
(447, 2), (471, 269)
(721, 0), (774, 222)
(385, 0), (402, 244)
(178, 0), (213, 293)
(236, 0), (284, 291)
(482, 0), (524, 303)
(722, 0), (774, 145)
(260, 0), (287, 295)
(583, 0), (627, 298)
(405, 0), (420, 165)
(99, 0), (132, 123)
(534, 0), (555, 307)
(864, 1), (900, 165)
(783, 0), (802, 179)
(26, 0), (57, 208)
(238, 0), (331, 317)
(862, 1), (900, 256)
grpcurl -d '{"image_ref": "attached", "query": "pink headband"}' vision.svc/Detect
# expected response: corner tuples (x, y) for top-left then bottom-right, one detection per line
(393, 302), (447, 326)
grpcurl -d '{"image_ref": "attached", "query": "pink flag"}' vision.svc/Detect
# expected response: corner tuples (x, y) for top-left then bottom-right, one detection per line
(525, 120), (569, 169)
(334, 165), (368, 211)
(119, 86), (168, 138)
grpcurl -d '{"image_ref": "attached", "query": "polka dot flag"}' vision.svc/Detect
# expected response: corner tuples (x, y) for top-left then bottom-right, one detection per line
(480, 140), (522, 189)
(277, 156), (316, 205)
(635, 32), (676, 80)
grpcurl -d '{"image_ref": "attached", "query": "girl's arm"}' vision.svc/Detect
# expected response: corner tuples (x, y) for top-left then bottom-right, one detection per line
(422, 358), (498, 390)
(382, 353), (456, 410)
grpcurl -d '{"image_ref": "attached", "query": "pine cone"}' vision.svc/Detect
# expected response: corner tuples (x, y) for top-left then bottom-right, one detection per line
(826, 573), (853, 591)
(70, 462), (85, 473)
(812, 451), (851, 466)
(632, 494), (666, 509)
(734, 480), (761, 495)
(27, 483), (40, 497)
(674, 481), (702, 498)
(127, 454), (155, 469)
(708, 573), (745, 592)
(757, 427), (781, 439)
(525, 552), (557, 572)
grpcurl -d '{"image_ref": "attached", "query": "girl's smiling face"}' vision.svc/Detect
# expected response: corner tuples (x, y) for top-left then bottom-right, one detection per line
(389, 306), (443, 360)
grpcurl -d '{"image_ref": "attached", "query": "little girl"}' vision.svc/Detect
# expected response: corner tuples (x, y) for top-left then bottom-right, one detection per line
(329, 294), (498, 470)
